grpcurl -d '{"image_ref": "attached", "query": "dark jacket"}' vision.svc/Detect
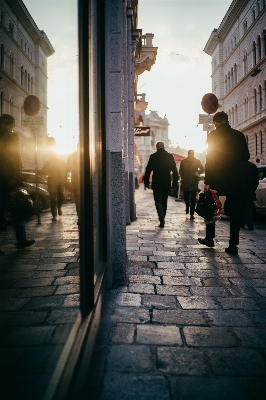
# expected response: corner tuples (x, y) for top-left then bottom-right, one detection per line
(41, 155), (66, 193)
(205, 123), (250, 195)
(241, 161), (259, 201)
(144, 148), (178, 190)
(0, 128), (22, 191)
(179, 156), (204, 191)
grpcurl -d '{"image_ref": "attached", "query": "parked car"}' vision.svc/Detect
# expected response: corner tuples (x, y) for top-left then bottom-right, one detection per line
(220, 165), (266, 218)
(21, 172), (50, 211)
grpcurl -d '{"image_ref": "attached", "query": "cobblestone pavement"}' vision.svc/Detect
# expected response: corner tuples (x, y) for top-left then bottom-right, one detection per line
(0, 202), (80, 399)
(87, 186), (266, 400)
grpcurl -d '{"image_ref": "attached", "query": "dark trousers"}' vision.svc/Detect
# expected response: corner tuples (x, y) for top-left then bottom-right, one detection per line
(240, 201), (254, 228)
(184, 191), (197, 215)
(206, 195), (243, 246)
(153, 188), (169, 222)
(50, 186), (64, 216)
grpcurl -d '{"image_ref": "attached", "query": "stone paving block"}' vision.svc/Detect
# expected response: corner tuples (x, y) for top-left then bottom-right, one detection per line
(183, 326), (237, 347)
(18, 286), (56, 297)
(230, 278), (266, 287)
(127, 267), (153, 275)
(35, 263), (67, 270)
(156, 262), (185, 269)
(23, 295), (66, 310)
(171, 257), (199, 263)
(53, 276), (79, 285)
(177, 296), (219, 310)
(169, 377), (265, 400)
(0, 298), (29, 311)
(156, 285), (191, 296)
(6, 278), (54, 288)
(202, 278), (232, 286)
(185, 263), (215, 270)
(114, 293), (141, 307)
(137, 324), (182, 345)
(216, 297), (260, 310)
(153, 269), (184, 276)
(248, 311), (266, 327)
(190, 286), (229, 297)
(141, 294), (177, 309)
(5, 326), (55, 346)
(128, 275), (161, 284)
(254, 288), (266, 297)
(107, 345), (152, 372)
(62, 294), (80, 307)
(149, 256), (173, 262)
(157, 347), (207, 376)
(153, 250), (176, 256)
(128, 283), (155, 294)
(46, 308), (79, 324)
(101, 374), (170, 400)
(207, 348), (266, 376)
(109, 307), (150, 324)
(153, 309), (206, 325)
(110, 323), (135, 343)
(185, 270), (222, 278)
(163, 276), (201, 286)
(54, 284), (79, 295)
(3, 310), (47, 326)
(207, 310), (253, 326)
(66, 268), (79, 276)
(32, 270), (66, 279)
(233, 328), (266, 348)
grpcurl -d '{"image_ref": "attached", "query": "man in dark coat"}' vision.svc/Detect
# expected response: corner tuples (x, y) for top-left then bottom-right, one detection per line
(144, 142), (178, 227)
(198, 111), (250, 255)
(179, 150), (204, 219)
(0, 114), (35, 252)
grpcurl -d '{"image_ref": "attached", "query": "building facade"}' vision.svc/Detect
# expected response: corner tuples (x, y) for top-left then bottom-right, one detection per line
(0, 0), (54, 169)
(204, 0), (266, 165)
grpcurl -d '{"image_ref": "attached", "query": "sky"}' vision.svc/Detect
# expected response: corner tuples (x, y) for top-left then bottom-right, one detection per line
(23, 0), (233, 154)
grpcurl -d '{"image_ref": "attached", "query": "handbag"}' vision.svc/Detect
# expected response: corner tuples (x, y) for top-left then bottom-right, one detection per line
(8, 188), (35, 221)
(195, 189), (217, 221)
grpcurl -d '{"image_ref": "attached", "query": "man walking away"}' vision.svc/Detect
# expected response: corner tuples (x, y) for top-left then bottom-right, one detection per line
(41, 144), (66, 221)
(144, 142), (178, 227)
(198, 111), (250, 255)
(179, 150), (204, 219)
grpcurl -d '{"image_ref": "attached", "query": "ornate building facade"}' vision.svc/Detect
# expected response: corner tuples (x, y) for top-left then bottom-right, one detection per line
(0, 0), (54, 169)
(204, 0), (266, 165)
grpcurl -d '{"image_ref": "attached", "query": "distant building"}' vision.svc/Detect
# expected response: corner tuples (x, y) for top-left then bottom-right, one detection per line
(0, 0), (54, 169)
(204, 0), (266, 165)
(135, 107), (170, 174)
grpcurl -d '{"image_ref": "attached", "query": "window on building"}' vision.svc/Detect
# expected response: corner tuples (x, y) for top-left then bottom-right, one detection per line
(257, 1), (261, 14)
(234, 63), (237, 84)
(31, 77), (33, 94)
(243, 20), (248, 33)
(9, 53), (13, 77)
(232, 107), (234, 126)
(263, 0), (266, 8)
(255, 133), (258, 155)
(229, 110), (231, 125)
(254, 89), (257, 113)
(263, 30), (266, 57)
(0, 11), (3, 24)
(0, 91), (3, 115)
(257, 35), (262, 60)
(9, 22), (13, 37)
(225, 76), (227, 93)
(24, 43), (26, 52)
(259, 131), (263, 154)
(9, 98), (13, 117)
(231, 68), (234, 87)
(259, 85), (262, 111)
(235, 104), (238, 125)
(253, 9), (256, 21)
(244, 51), (248, 75)
(246, 135), (249, 148)
(24, 68), (27, 88)
(245, 97), (249, 119)
(0, 43), (4, 69)
(21, 38), (23, 47)
(253, 41), (257, 65)
(234, 36), (237, 47)
(28, 73), (30, 92)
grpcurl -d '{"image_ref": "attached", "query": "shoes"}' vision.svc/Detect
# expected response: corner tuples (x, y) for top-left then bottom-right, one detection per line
(190, 215), (195, 220)
(52, 215), (58, 221)
(58, 208), (62, 216)
(17, 239), (35, 250)
(198, 237), (214, 247)
(159, 220), (165, 228)
(225, 246), (238, 255)
(186, 206), (189, 214)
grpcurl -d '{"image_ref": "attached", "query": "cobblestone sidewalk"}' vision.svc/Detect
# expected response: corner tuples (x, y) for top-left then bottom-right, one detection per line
(0, 202), (80, 399)
(87, 186), (266, 400)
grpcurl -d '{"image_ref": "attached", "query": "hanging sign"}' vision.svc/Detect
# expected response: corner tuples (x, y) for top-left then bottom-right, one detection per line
(23, 95), (41, 116)
(198, 114), (213, 124)
(134, 127), (150, 136)
(201, 93), (218, 114)
(203, 123), (214, 131)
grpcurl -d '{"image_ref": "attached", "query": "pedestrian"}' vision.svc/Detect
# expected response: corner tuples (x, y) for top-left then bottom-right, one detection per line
(144, 141), (178, 227)
(198, 111), (250, 255)
(66, 144), (80, 223)
(0, 114), (35, 252)
(239, 160), (259, 230)
(41, 142), (66, 221)
(179, 149), (204, 219)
